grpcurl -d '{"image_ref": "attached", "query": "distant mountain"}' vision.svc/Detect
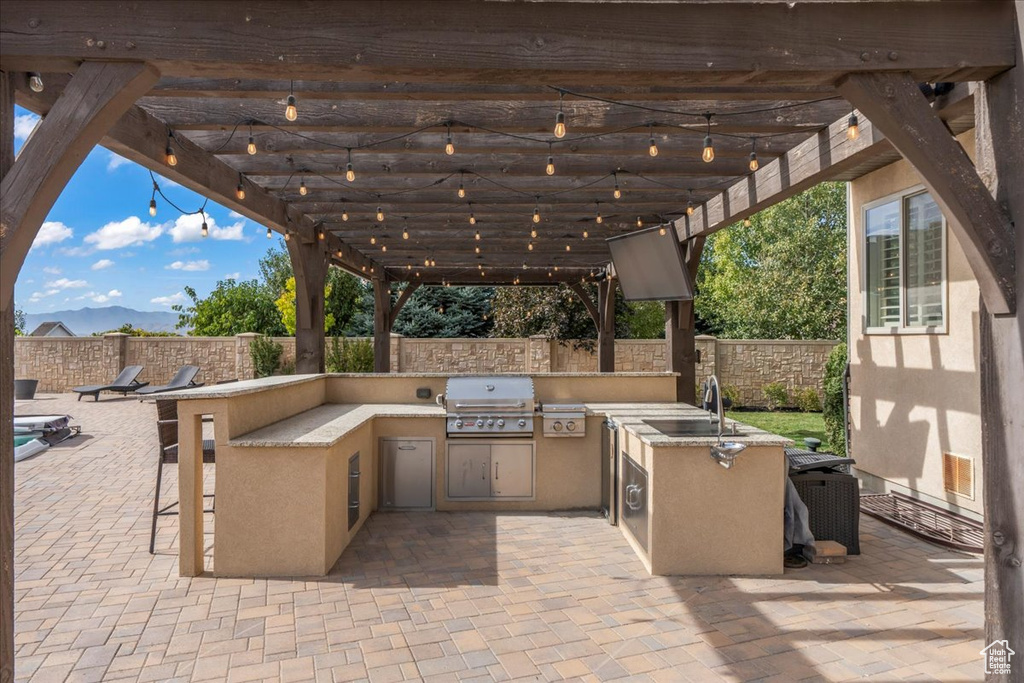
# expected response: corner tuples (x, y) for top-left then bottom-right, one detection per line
(23, 306), (181, 336)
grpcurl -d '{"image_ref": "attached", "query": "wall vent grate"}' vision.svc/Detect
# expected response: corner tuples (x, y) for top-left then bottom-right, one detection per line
(942, 452), (974, 499)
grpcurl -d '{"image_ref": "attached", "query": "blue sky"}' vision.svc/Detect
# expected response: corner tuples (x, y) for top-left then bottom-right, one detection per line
(14, 106), (274, 314)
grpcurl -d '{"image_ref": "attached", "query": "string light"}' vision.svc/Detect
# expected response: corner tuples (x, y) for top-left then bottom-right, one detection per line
(28, 72), (44, 93)
(636, 216), (643, 228)
(247, 124), (257, 155)
(530, 227), (537, 239)
(553, 91), (567, 138)
(475, 245), (481, 254)
(376, 206), (385, 222)
(341, 205), (349, 221)
(686, 188), (695, 216)
(148, 181), (158, 217)
(284, 82), (298, 121)
(533, 198), (541, 224)
(748, 138), (759, 171)
(370, 234), (377, 245)
(468, 203), (476, 225)
(425, 257), (431, 266)
(164, 131), (178, 167)
(445, 123), (455, 155)
(381, 244), (387, 253)
(337, 250), (343, 258)
(528, 242), (534, 251)
(847, 112), (859, 140)
(583, 228), (589, 239)
(659, 225), (667, 236)
(402, 220), (409, 240)
(236, 174), (246, 200)
(474, 229), (481, 241)
(200, 214), (209, 238)
(458, 172), (466, 199)
(702, 114), (715, 163)
(431, 258), (436, 267)
(565, 244), (571, 252)
(345, 148), (355, 182)
(318, 225), (326, 241)
(648, 124), (659, 157)
(545, 143), (555, 176)
(595, 202), (603, 225)
(266, 226), (273, 239)
(299, 178), (308, 196)
(612, 172), (622, 200)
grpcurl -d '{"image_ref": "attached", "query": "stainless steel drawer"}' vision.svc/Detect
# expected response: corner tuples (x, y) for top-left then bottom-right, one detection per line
(380, 439), (434, 510)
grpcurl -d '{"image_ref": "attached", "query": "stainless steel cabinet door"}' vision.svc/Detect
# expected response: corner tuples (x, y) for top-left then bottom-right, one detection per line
(620, 453), (649, 551)
(446, 443), (491, 498)
(490, 444), (534, 498)
(381, 439), (433, 509)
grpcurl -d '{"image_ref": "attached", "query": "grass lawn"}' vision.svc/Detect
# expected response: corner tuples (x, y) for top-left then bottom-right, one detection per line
(726, 410), (828, 448)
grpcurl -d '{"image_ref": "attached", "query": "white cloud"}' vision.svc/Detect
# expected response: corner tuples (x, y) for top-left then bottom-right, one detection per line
(42, 266), (62, 275)
(45, 277), (89, 290)
(106, 152), (131, 172)
(224, 272), (241, 280)
(151, 292), (186, 307)
(91, 259), (115, 271)
(166, 259), (210, 272)
(89, 289), (123, 304)
(30, 221), (74, 250)
(14, 113), (40, 142)
(168, 214), (245, 242)
(228, 210), (245, 219)
(84, 216), (162, 250)
(56, 245), (95, 257)
(27, 289), (60, 303)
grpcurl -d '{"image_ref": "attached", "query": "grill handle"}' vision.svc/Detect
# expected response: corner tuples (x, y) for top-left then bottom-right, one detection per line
(435, 393), (445, 408)
(454, 401), (526, 410)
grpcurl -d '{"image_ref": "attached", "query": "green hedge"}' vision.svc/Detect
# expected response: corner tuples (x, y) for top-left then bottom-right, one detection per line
(822, 342), (847, 455)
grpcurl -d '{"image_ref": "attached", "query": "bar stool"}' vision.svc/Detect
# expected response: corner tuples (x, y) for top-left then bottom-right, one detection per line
(150, 399), (216, 554)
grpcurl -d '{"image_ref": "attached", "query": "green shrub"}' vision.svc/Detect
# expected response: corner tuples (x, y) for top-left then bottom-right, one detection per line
(762, 382), (789, 410)
(279, 359), (296, 375)
(794, 387), (822, 413)
(250, 335), (284, 378)
(823, 342), (848, 455)
(326, 337), (375, 373)
(721, 384), (741, 409)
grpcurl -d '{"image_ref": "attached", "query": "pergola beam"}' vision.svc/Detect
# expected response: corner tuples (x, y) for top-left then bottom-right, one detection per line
(0, 1), (1014, 83)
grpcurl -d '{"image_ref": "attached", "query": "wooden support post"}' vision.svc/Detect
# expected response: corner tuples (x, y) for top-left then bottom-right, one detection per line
(286, 237), (329, 374)
(665, 237), (705, 405)
(567, 282), (600, 330)
(975, 19), (1024, 677)
(373, 277), (392, 373)
(1, 62), (160, 303)
(838, 71), (1016, 315)
(1, 68), (16, 683)
(596, 279), (615, 373)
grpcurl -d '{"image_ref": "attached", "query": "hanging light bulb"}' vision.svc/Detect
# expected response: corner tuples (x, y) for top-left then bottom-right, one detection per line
(285, 231), (291, 242)
(402, 223), (409, 240)
(425, 257), (431, 267)
(648, 125), (659, 157)
(636, 216), (643, 228)
(164, 131), (177, 167)
(595, 202), (603, 225)
(370, 234), (377, 245)
(475, 245), (481, 254)
(28, 72), (44, 93)
(431, 258), (436, 267)
(445, 123), (455, 155)
(533, 199), (541, 224)
(298, 178), (308, 196)
(317, 225), (325, 241)
(266, 226), (273, 239)
(545, 144), (555, 176)
(284, 82), (298, 121)
(702, 113), (715, 163)
(565, 244), (571, 252)
(341, 206), (349, 221)
(612, 172), (622, 200)
(201, 217), (209, 237)
(337, 250), (343, 258)
(583, 229), (589, 239)
(376, 206), (385, 222)
(748, 138), (759, 171)
(381, 244), (387, 253)
(246, 123), (257, 155)
(149, 199), (157, 217)
(407, 263), (412, 271)
(659, 225), (667, 236)
(345, 149), (355, 182)
(686, 189), (695, 216)
(474, 230), (481, 241)
(236, 174), (246, 200)
(528, 242), (534, 251)
(468, 203), (476, 225)
(847, 112), (859, 140)
(458, 172), (466, 199)
(553, 92), (566, 138)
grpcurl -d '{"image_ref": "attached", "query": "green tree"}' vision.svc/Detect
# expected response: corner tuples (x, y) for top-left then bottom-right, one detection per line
(259, 241), (363, 336)
(491, 284), (631, 349)
(625, 301), (666, 339)
(92, 323), (179, 337)
(14, 307), (26, 336)
(174, 280), (286, 336)
(275, 277), (336, 334)
(347, 285), (495, 338)
(695, 182), (847, 340)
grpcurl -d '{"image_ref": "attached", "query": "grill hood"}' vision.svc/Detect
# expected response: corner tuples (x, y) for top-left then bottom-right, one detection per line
(443, 376), (535, 414)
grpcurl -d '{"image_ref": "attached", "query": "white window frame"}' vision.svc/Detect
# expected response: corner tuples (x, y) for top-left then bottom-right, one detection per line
(862, 184), (948, 335)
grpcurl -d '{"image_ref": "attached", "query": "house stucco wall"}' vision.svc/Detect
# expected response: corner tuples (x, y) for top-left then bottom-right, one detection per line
(848, 131), (983, 518)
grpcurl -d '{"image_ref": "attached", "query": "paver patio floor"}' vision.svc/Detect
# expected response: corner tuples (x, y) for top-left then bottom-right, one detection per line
(13, 394), (985, 682)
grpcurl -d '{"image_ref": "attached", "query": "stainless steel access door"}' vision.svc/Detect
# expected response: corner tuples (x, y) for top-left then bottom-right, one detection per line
(380, 439), (434, 510)
(620, 453), (649, 551)
(446, 443), (492, 498)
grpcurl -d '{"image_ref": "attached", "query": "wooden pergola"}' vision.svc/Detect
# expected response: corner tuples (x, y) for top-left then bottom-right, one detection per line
(1, 2), (1021, 679)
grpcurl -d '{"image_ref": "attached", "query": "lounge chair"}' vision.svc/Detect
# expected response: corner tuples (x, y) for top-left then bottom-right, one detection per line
(73, 365), (149, 401)
(135, 365), (203, 396)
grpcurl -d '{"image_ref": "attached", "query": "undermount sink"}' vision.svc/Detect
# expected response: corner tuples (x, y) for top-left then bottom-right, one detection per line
(642, 419), (745, 438)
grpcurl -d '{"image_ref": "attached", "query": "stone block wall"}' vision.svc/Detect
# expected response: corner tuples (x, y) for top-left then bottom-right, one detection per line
(16, 333), (836, 406)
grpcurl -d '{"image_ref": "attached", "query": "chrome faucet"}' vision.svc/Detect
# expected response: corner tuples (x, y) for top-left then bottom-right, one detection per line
(704, 375), (746, 469)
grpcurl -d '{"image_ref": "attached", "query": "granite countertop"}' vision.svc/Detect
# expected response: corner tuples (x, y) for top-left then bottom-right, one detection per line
(231, 403), (445, 448)
(585, 402), (792, 448)
(160, 374), (322, 400)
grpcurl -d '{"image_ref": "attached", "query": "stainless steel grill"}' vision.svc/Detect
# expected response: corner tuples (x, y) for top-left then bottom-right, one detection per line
(541, 402), (587, 437)
(439, 376), (535, 437)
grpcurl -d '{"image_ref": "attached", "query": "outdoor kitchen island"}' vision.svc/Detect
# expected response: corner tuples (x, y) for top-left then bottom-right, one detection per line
(164, 373), (789, 579)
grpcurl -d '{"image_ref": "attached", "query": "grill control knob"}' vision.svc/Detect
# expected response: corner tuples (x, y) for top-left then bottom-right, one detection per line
(566, 421), (577, 432)
(476, 420), (484, 427)
(497, 419), (505, 427)
(518, 419), (527, 427)
(455, 420), (463, 429)
(553, 421), (564, 431)
(487, 419), (494, 426)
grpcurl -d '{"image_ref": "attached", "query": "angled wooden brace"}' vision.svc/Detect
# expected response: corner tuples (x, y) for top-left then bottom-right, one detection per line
(566, 282), (600, 331)
(389, 282), (421, 329)
(837, 71), (1016, 315)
